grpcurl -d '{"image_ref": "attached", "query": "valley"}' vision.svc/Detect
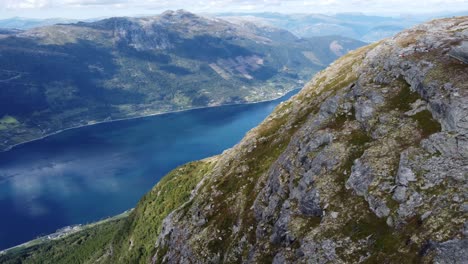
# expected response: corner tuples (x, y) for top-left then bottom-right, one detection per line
(0, 10), (364, 152)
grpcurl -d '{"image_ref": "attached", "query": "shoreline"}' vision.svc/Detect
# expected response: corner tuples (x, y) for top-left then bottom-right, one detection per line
(1, 88), (300, 153)
(0, 89), (300, 254)
(0, 209), (133, 255)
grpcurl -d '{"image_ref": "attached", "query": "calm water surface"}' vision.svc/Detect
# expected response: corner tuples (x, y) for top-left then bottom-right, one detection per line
(0, 90), (297, 249)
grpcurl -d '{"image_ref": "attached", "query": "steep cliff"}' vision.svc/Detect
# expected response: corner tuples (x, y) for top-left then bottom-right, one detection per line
(151, 16), (467, 263)
(2, 16), (467, 264)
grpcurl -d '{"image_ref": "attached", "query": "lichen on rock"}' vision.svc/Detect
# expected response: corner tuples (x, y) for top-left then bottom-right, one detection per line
(151, 16), (467, 264)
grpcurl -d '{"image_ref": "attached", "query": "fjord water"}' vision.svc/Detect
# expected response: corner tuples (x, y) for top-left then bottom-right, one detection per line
(0, 90), (297, 250)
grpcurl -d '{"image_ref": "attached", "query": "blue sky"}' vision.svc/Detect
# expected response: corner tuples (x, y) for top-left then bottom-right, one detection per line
(0, 0), (467, 19)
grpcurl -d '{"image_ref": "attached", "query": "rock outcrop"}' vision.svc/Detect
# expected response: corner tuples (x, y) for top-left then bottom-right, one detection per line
(149, 17), (467, 263)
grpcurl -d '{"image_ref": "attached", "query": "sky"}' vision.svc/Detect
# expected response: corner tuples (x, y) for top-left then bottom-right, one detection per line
(0, 0), (467, 19)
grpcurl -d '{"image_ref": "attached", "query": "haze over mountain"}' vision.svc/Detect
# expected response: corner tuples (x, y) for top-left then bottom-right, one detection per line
(0, 10), (364, 151)
(218, 11), (468, 42)
(0, 17), (85, 30)
(2, 16), (466, 263)
(1, 0), (466, 19)
(2, 11), (467, 43)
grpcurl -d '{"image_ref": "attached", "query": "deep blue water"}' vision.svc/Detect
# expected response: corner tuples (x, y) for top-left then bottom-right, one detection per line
(0, 90), (297, 250)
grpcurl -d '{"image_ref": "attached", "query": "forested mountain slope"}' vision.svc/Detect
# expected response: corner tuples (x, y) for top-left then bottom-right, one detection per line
(0, 10), (364, 151)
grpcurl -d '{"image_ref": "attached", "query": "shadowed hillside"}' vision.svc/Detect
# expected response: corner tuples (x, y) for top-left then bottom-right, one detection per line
(0, 10), (364, 151)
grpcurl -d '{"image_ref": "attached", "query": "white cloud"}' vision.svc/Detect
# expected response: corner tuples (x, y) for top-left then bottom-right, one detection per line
(2, 0), (131, 9)
(5, 152), (131, 216)
(3, 0), (50, 9)
(0, 0), (467, 17)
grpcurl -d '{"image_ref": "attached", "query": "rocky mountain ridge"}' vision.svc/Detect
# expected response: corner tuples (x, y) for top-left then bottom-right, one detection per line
(1, 16), (466, 264)
(151, 16), (468, 263)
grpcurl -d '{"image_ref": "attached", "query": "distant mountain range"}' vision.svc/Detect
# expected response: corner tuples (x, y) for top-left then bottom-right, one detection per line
(217, 11), (468, 42)
(2, 11), (466, 43)
(0, 17), (94, 30)
(0, 10), (364, 151)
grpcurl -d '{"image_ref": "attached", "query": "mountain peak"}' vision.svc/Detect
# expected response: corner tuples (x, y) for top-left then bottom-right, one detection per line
(162, 9), (196, 16)
(159, 9), (201, 21)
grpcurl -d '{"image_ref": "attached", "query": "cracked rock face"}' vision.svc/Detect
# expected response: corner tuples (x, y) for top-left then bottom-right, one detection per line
(149, 17), (468, 263)
(82, 17), (468, 264)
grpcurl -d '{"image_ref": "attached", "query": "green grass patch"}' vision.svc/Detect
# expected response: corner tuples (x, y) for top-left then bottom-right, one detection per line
(112, 160), (214, 264)
(0, 219), (124, 264)
(425, 59), (467, 84)
(342, 212), (422, 263)
(318, 66), (357, 97)
(328, 180), (423, 263)
(326, 112), (349, 130)
(297, 215), (322, 233)
(343, 129), (373, 172)
(385, 78), (420, 112)
(411, 110), (441, 138)
(334, 129), (373, 200)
